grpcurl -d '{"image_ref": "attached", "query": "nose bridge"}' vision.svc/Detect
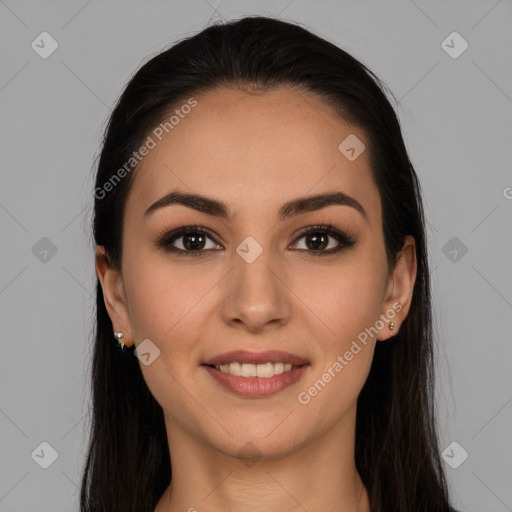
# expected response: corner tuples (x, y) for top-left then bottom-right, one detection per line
(222, 235), (290, 330)
(235, 237), (276, 290)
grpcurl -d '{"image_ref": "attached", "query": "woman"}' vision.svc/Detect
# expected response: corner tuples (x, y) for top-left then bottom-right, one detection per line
(82, 15), (459, 512)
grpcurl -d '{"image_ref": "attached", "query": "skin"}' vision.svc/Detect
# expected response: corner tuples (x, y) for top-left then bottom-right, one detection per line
(96, 86), (417, 512)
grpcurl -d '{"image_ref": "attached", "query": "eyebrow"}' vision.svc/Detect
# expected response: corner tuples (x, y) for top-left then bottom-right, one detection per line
(144, 190), (367, 222)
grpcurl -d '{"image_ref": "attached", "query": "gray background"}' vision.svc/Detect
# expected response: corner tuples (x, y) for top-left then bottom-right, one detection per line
(1, 0), (511, 510)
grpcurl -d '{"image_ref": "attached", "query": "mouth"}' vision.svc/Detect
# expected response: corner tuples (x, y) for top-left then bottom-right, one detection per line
(201, 350), (310, 397)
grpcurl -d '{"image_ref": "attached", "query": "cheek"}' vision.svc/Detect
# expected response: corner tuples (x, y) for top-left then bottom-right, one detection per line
(290, 252), (385, 404)
(121, 250), (227, 396)
(293, 252), (386, 343)
(292, 271), (381, 424)
(121, 255), (210, 415)
(122, 243), (208, 340)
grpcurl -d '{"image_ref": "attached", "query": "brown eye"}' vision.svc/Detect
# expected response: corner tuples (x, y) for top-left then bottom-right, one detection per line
(157, 226), (222, 257)
(290, 224), (356, 255)
(179, 232), (207, 251)
(302, 232), (330, 251)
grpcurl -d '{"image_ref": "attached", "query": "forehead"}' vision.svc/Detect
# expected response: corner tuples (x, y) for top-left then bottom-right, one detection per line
(126, 86), (381, 224)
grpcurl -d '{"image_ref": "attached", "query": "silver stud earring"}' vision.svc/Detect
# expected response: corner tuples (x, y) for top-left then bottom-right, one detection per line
(389, 322), (395, 331)
(114, 332), (125, 350)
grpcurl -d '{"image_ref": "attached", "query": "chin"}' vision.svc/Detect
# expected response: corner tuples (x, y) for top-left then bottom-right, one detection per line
(203, 418), (313, 462)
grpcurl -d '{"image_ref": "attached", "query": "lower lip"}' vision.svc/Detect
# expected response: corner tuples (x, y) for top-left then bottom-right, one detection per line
(203, 364), (310, 397)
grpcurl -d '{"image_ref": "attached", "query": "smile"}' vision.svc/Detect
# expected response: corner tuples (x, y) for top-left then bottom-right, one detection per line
(202, 362), (310, 398)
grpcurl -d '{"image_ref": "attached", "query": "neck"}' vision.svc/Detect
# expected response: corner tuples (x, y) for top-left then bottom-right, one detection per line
(155, 408), (370, 512)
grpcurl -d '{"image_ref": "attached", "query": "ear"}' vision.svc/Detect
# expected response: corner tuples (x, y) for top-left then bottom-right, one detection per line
(377, 235), (417, 341)
(95, 246), (134, 347)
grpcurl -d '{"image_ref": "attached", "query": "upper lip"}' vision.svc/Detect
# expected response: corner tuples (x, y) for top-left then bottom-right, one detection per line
(202, 350), (309, 366)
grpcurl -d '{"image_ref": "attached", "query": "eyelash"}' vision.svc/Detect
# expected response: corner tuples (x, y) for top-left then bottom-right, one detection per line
(156, 222), (357, 258)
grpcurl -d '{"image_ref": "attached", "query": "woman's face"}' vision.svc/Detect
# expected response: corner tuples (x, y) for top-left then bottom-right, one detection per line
(97, 86), (416, 459)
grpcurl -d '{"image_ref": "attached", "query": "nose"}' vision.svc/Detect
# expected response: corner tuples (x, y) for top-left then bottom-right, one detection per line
(221, 247), (291, 333)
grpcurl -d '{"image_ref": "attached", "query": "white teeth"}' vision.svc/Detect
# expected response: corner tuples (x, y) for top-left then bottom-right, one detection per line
(214, 361), (299, 378)
(274, 362), (284, 375)
(256, 362), (274, 378)
(241, 363), (257, 377)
